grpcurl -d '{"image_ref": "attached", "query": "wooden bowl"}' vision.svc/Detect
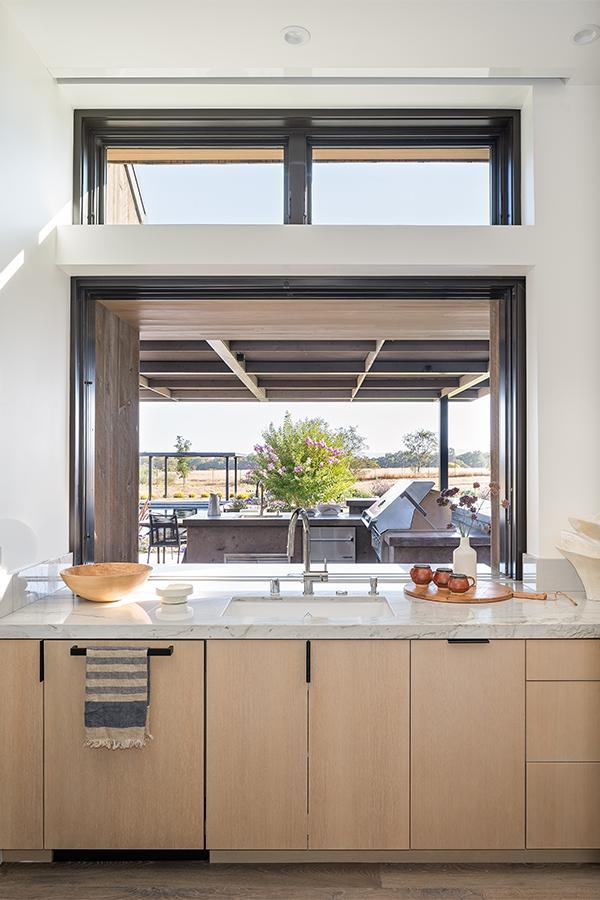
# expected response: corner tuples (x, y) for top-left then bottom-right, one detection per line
(60, 563), (152, 603)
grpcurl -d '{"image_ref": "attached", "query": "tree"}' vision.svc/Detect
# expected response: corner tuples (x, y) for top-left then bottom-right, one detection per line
(402, 429), (438, 472)
(174, 435), (192, 489)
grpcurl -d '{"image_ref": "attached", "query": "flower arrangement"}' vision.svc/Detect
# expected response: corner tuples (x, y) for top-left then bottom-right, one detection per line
(252, 414), (356, 508)
(437, 481), (510, 537)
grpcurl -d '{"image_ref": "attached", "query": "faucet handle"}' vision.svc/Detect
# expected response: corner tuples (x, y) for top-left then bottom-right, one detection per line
(270, 578), (280, 596)
(369, 577), (378, 596)
(323, 557), (328, 573)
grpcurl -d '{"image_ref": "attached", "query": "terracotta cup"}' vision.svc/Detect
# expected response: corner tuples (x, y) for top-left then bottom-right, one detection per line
(448, 573), (476, 594)
(433, 567), (453, 589)
(410, 564), (434, 586)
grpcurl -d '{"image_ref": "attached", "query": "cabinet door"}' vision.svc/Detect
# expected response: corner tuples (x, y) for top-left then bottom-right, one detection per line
(206, 641), (307, 849)
(411, 640), (525, 849)
(309, 640), (409, 849)
(0, 641), (43, 848)
(44, 641), (204, 849)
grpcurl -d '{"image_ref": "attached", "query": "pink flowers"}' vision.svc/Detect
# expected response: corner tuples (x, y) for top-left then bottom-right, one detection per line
(293, 464), (304, 474)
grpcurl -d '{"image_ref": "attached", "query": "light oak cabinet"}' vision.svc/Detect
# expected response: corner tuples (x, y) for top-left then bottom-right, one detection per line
(309, 640), (410, 849)
(526, 639), (600, 848)
(411, 640), (525, 849)
(44, 641), (204, 849)
(206, 640), (308, 849)
(206, 640), (410, 851)
(0, 641), (43, 849)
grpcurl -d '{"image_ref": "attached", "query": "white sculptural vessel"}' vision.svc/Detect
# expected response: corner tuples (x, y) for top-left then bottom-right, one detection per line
(557, 515), (600, 600)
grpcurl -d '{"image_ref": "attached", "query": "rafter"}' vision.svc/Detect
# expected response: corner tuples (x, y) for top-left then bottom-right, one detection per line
(351, 339), (385, 401)
(206, 339), (267, 402)
(139, 375), (177, 401)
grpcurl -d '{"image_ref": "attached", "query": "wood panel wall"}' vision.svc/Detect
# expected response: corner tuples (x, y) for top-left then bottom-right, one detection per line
(94, 303), (139, 562)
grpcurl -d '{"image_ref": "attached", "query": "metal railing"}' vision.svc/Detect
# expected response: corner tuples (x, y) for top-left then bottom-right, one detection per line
(140, 451), (242, 501)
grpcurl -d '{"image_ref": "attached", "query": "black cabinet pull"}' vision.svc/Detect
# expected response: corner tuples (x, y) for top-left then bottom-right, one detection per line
(306, 640), (311, 683)
(39, 641), (44, 682)
(70, 645), (174, 656)
(447, 638), (490, 644)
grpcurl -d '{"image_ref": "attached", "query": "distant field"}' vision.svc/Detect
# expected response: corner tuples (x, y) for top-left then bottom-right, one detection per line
(140, 466), (491, 500)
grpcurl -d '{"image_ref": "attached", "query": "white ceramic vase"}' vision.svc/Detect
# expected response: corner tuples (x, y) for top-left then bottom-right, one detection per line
(453, 534), (477, 583)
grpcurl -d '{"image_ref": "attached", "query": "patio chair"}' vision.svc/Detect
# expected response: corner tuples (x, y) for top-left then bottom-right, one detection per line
(147, 513), (184, 564)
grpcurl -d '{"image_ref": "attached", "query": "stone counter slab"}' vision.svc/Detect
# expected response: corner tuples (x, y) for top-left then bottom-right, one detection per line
(0, 580), (596, 640)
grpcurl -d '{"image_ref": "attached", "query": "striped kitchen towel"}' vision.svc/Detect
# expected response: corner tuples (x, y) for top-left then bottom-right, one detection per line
(84, 646), (152, 749)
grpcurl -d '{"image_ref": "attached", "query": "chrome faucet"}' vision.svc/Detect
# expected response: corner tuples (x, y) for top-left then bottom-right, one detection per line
(287, 507), (328, 595)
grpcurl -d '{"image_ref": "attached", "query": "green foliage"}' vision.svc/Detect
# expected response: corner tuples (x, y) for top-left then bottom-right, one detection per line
(455, 449), (491, 468)
(253, 413), (357, 507)
(174, 435), (192, 488)
(402, 429), (439, 472)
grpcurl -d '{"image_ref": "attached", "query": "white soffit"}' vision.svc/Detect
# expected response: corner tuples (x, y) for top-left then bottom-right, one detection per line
(3, 0), (600, 85)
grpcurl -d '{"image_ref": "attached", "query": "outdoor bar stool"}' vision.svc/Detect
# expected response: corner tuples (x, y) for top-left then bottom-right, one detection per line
(147, 513), (183, 564)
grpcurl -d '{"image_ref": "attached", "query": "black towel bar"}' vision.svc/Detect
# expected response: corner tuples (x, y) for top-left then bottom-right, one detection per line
(70, 645), (174, 656)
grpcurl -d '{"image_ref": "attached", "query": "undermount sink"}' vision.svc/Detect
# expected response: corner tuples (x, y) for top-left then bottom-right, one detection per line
(221, 594), (395, 621)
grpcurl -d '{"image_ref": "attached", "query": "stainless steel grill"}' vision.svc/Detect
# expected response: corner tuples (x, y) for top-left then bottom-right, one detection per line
(361, 480), (435, 561)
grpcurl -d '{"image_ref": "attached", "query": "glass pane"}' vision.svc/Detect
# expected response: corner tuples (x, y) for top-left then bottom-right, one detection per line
(106, 147), (285, 224)
(311, 147), (491, 225)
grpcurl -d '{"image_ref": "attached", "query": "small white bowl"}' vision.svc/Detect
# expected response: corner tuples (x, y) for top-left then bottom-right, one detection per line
(156, 583), (195, 605)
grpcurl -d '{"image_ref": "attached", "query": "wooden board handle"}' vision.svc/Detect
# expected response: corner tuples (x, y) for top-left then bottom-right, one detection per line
(512, 590), (547, 600)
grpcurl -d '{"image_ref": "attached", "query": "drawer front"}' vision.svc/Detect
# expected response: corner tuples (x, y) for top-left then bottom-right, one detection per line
(527, 763), (600, 848)
(527, 639), (600, 681)
(527, 682), (600, 761)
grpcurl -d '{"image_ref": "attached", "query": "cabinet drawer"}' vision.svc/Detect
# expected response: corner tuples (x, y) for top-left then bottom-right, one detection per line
(527, 639), (600, 680)
(527, 682), (600, 761)
(527, 763), (600, 848)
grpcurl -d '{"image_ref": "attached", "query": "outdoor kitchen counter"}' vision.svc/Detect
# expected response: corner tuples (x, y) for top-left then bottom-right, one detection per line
(0, 563), (595, 640)
(183, 511), (376, 563)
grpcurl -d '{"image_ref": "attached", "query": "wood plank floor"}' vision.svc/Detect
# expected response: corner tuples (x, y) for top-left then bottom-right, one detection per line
(0, 862), (599, 900)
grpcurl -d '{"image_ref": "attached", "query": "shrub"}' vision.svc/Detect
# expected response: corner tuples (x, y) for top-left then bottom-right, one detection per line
(173, 491), (185, 498)
(253, 413), (356, 507)
(187, 492), (196, 498)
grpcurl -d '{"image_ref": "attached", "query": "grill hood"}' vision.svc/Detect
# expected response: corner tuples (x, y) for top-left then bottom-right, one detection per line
(361, 479), (434, 533)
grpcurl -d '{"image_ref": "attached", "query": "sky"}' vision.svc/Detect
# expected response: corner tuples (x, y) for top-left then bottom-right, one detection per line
(140, 397), (490, 458)
(132, 159), (490, 456)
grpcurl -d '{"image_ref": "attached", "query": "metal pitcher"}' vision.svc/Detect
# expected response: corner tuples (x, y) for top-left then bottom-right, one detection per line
(207, 493), (221, 517)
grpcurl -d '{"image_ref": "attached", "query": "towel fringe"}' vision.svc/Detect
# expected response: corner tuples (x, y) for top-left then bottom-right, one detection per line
(85, 734), (153, 750)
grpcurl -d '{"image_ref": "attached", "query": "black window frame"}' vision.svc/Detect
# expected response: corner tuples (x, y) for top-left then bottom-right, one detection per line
(74, 109), (520, 226)
(70, 275), (526, 579)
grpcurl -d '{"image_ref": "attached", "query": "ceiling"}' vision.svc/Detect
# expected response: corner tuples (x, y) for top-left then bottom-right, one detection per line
(101, 295), (492, 403)
(138, 339), (490, 404)
(4, 0), (600, 87)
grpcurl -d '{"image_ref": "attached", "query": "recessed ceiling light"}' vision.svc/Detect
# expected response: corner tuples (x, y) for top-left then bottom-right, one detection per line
(282, 25), (311, 46)
(571, 24), (600, 45)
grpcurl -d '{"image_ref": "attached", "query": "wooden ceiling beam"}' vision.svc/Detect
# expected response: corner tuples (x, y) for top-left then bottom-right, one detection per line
(352, 339), (385, 401)
(147, 377), (242, 389)
(139, 374), (177, 401)
(370, 359), (489, 375)
(257, 378), (357, 389)
(140, 360), (232, 375)
(363, 377), (461, 389)
(441, 371), (490, 399)
(206, 339), (267, 402)
(381, 340), (489, 357)
(140, 340), (211, 352)
(229, 340), (376, 354)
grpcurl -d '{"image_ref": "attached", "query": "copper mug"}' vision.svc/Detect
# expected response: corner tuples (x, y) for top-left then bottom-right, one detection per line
(410, 564), (433, 586)
(448, 573), (476, 594)
(433, 567), (453, 590)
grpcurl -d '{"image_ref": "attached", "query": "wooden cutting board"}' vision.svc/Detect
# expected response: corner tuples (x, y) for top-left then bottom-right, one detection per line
(403, 581), (544, 604)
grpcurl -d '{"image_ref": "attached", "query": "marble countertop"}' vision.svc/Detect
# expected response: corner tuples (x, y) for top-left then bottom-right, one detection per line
(0, 563), (596, 639)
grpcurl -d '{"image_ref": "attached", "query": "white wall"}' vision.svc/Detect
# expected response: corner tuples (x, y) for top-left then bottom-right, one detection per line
(0, 6), (72, 570)
(525, 82), (600, 559)
(55, 82), (600, 566)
